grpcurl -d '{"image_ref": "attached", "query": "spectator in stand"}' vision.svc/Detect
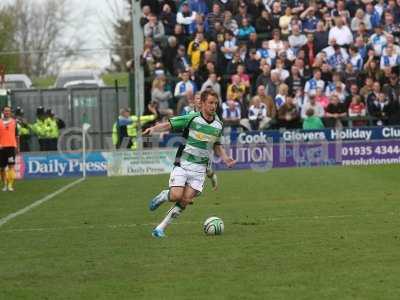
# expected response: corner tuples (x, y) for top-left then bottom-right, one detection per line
(188, 0), (208, 15)
(304, 68), (325, 98)
(268, 30), (285, 57)
(254, 62), (270, 91)
(223, 10), (239, 35)
(181, 92), (196, 115)
(144, 14), (165, 45)
(375, 0), (386, 18)
(348, 95), (367, 127)
(227, 74), (246, 103)
(237, 18), (255, 39)
(247, 32), (259, 50)
(222, 99), (241, 130)
(303, 108), (325, 130)
(270, 1), (282, 29)
(383, 12), (400, 37)
(367, 81), (382, 112)
(241, 96), (271, 131)
(348, 45), (363, 72)
(227, 51), (244, 75)
(383, 35), (400, 56)
(256, 40), (276, 66)
(272, 58), (290, 82)
(151, 76), (173, 118)
(189, 13), (209, 35)
(274, 83), (289, 109)
(162, 36), (178, 75)
(247, 0), (264, 20)
(354, 36), (368, 61)
(207, 3), (224, 34)
(174, 70), (196, 112)
(140, 5), (151, 26)
(346, 0), (363, 17)
(325, 73), (346, 100)
(314, 21), (329, 54)
(369, 25), (388, 56)
(331, 0), (351, 24)
(369, 92), (391, 126)
(363, 54), (384, 82)
(299, 33), (316, 68)
(235, 2), (253, 25)
(328, 17), (353, 47)
(300, 5), (319, 33)
(173, 45), (191, 75)
(315, 87), (330, 109)
(365, 2), (381, 29)
(201, 73), (222, 103)
(221, 30), (238, 62)
(360, 77), (375, 99)
(383, 73), (400, 103)
(245, 49), (260, 85)
(235, 64), (250, 89)
(255, 85), (277, 121)
(380, 43), (400, 69)
(255, 10), (273, 37)
(325, 94), (347, 128)
(327, 44), (349, 73)
(279, 7), (293, 38)
(288, 24), (307, 54)
(345, 83), (363, 108)
(177, 3), (197, 34)
(160, 4), (176, 36)
(285, 65), (305, 96)
(187, 32), (208, 70)
(277, 96), (300, 129)
(141, 37), (162, 76)
(301, 94), (325, 119)
(265, 70), (281, 99)
(351, 8), (372, 32)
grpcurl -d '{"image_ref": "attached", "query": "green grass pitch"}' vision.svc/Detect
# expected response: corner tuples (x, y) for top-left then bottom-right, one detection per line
(1, 165), (400, 300)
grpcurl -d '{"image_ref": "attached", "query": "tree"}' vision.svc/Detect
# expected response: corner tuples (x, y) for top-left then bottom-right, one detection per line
(106, 0), (133, 72)
(0, 4), (20, 74)
(13, 0), (86, 76)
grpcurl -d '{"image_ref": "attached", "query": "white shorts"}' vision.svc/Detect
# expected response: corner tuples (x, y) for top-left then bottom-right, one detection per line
(169, 166), (206, 193)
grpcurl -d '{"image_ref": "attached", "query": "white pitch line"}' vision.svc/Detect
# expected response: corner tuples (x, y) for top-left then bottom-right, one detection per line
(0, 177), (85, 228)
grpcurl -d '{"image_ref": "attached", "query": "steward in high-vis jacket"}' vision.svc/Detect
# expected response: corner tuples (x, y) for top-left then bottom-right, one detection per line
(15, 107), (31, 152)
(44, 109), (59, 151)
(30, 107), (48, 151)
(112, 104), (158, 150)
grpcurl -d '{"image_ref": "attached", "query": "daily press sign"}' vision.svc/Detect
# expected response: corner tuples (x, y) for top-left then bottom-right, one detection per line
(20, 152), (108, 178)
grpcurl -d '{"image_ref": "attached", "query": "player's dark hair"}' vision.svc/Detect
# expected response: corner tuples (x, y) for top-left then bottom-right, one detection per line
(200, 90), (218, 102)
(2, 105), (11, 111)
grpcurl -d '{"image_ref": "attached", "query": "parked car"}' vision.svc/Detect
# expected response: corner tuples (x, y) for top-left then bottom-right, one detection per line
(54, 69), (105, 88)
(4, 74), (33, 89)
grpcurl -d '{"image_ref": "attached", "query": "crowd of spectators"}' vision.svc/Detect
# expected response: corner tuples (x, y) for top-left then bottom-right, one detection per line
(140, 0), (400, 131)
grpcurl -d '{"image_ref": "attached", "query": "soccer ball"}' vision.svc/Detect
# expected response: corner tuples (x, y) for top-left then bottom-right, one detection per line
(203, 217), (224, 235)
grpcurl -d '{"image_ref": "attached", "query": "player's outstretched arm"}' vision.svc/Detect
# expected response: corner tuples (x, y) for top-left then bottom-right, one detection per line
(142, 121), (172, 135)
(214, 144), (236, 168)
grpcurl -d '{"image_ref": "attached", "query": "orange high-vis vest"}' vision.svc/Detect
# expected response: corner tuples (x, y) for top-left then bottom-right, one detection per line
(0, 118), (18, 148)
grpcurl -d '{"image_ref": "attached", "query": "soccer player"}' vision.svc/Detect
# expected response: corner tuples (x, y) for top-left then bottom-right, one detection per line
(143, 90), (236, 238)
(0, 106), (19, 192)
(194, 92), (219, 190)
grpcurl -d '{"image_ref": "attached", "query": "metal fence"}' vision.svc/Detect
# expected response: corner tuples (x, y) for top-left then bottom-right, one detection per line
(10, 87), (129, 150)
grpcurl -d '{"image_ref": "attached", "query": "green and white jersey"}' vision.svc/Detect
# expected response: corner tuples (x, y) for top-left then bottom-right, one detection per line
(169, 112), (223, 173)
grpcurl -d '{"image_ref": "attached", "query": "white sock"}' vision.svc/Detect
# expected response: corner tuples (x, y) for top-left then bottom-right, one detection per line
(155, 203), (184, 231)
